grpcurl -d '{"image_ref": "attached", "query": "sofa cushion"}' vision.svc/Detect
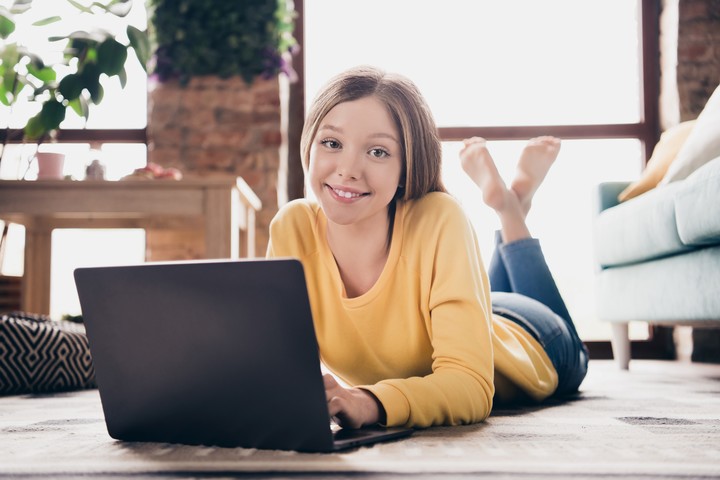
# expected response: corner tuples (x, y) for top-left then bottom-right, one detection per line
(618, 120), (696, 202)
(596, 245), (720, 323)
(595, 179), (688, 268)
(675, 155), (720, 245)
(660, 82), (720, 184)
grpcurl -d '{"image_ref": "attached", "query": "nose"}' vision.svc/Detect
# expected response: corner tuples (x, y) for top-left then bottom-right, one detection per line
(336, 150), (362, 179)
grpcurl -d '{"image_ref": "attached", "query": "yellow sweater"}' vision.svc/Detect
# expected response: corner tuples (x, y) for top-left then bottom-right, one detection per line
(267, 192), (558, 428)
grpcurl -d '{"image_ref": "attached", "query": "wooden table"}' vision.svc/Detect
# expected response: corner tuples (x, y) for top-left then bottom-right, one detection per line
(0, 177), (262, 315)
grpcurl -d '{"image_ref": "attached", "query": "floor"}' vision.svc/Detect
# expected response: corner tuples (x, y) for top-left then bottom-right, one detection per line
(1, 359), (720, 479)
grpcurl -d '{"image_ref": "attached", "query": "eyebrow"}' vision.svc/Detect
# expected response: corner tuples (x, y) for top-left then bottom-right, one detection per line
(318, 124), (400, 144)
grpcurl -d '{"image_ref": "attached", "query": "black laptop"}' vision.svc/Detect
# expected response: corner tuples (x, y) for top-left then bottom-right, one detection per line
(74, 258), (412, 452)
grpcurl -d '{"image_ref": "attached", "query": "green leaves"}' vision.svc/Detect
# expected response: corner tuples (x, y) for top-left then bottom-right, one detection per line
(0, 0), (149, 144)
(32, 16), (62, 27)
(66, 0), (132, 17)
(81, 64), (103, 103)
(24, 99), (67, 140)
(10, 0), (33, 14)
(67, 95), (89, 119)
(0, 43), (19, 106)
(58, 73), (83, 101)
(40, 99), (67, 129)
(127, 25), (149, 72)
(0, 8), (16, 39)
(97, 38), (127, 75)
(149, 0), (296, 83)
(26, 61), (56, 84)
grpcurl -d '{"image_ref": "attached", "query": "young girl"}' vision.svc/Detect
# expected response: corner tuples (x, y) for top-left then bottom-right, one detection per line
(266, 66), (588, 430)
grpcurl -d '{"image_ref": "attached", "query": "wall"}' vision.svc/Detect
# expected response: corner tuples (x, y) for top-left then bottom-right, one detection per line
(146, 76), (285, 260)
(677, 0), (720, 119)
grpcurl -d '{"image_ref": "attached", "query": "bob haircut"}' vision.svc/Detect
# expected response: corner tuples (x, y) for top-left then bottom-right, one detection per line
(300, 66), (446, 201)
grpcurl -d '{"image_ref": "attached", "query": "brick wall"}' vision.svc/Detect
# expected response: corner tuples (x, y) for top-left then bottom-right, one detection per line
(677, 0), (720, 119)
(146, 75), (285, 259)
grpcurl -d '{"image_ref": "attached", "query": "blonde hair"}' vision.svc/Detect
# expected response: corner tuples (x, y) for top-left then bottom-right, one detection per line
(300, 66), (446, 200)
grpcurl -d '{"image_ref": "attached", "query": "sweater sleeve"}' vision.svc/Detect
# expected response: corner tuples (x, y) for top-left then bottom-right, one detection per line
(363, 197), (495, 428)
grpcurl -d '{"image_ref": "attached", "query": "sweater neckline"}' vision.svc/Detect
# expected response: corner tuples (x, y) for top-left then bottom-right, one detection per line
(317, 201), (405, 307)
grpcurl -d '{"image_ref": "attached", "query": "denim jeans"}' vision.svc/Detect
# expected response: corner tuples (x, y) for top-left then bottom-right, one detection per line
(488, 232), (589, 396)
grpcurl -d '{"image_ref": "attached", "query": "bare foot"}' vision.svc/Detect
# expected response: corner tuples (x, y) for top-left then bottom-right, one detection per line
(460, 137), (530, 242)
(460, 137), (508, 212)
(510, 136), (561, 215)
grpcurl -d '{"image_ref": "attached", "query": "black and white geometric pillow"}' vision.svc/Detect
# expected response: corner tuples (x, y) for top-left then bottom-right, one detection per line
(0, 312), (96, 395)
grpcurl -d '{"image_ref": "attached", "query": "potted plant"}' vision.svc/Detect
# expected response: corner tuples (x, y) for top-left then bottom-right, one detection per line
(141, 0), (296, 258)
(0, 0), (149, 178)
(148, 0), (296, 85)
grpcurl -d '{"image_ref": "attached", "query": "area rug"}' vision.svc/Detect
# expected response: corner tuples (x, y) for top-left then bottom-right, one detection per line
(1, 360), (719, 479)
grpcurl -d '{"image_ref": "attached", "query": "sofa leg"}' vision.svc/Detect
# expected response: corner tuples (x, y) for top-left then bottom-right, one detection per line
(611, 323), (631, 370)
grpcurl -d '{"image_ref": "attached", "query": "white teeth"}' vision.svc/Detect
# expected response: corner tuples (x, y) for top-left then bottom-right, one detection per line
(333, 188), (362, 199)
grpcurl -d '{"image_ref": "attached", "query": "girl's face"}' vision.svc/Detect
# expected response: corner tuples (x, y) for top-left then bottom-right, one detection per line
(308, 96), (403, 230)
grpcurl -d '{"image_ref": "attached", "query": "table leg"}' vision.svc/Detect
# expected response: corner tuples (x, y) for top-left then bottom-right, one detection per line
(204, 188), (238, 259)
(22, 226), (52, 315)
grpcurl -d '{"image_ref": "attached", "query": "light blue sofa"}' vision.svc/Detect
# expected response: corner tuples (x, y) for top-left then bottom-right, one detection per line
(594, 82), (720, 369)
(593, 155), (720, 369)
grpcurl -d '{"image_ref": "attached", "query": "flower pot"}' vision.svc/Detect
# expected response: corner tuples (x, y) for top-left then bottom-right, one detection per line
(36, 152), (65, 180)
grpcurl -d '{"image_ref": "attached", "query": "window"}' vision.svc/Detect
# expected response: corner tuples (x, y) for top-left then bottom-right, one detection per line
(301, 0), (659, 342)
(1, 0), (149, 317)
(0, 0), (148, 176)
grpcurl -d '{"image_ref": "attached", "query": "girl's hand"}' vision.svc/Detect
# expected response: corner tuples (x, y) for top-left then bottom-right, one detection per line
(323, 374), (384, 429)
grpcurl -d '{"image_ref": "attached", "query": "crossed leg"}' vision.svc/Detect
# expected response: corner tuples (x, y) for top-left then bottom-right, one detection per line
(510, 136), (561, 216)
(459, 135), (572, 324)
(460, 136), (560, 221)
(459, 136), (560, 243)
(460, 136), (588, 394)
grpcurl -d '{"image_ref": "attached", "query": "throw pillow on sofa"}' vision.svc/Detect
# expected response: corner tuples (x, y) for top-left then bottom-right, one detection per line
(660, 82), (720, 184)
(0, 312), (96, 395)
(618, 120), (696, 202)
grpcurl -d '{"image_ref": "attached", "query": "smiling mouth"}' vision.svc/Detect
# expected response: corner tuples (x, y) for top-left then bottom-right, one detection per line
(327, 185), (369, 199)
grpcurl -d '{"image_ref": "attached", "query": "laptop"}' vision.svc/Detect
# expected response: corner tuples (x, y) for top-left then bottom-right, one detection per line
(74, 258), (413, 452)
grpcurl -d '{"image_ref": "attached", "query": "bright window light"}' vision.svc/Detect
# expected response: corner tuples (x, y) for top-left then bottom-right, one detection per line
(305, 0), (641, 126)
(1, 0), (148, 129)
(1, 0), (149, 317)
(51, 229), (145, 318)
(305, 0), (647, 340)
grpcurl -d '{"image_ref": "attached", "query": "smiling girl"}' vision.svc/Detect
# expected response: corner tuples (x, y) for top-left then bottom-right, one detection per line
(266, 66), (588, 429)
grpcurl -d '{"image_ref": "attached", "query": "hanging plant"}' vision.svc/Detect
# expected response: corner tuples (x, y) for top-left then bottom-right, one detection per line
(148, 0), (296, 84)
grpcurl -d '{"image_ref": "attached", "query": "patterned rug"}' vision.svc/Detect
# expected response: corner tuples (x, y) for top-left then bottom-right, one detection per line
(1, 360), (719, 479)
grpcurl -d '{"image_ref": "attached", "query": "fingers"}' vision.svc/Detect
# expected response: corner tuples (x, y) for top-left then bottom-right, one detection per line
(328, 396), (363, 429)
(323, 374), (367, 429)
(324, 374), (355, 428)
(323, 374), (344, 412)
(323, 373), (343, 399)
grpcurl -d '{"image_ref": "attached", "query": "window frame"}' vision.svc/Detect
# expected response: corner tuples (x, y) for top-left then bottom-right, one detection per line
(291, 0), (673, 361)
(0, 129), (146, 144)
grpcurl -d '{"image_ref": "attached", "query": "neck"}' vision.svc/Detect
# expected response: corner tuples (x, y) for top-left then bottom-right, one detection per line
(325, 206), (396, 298)
(326, 206), (394, 260)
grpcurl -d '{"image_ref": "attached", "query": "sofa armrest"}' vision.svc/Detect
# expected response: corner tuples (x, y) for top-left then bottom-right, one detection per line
(595, 182), (631, 214)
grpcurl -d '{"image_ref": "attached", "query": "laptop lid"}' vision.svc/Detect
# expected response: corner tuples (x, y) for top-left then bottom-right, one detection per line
(74, 258), (411, 452)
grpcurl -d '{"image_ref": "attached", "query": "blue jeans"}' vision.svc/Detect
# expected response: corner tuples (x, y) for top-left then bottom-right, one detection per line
(488, 232), (588, 396)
